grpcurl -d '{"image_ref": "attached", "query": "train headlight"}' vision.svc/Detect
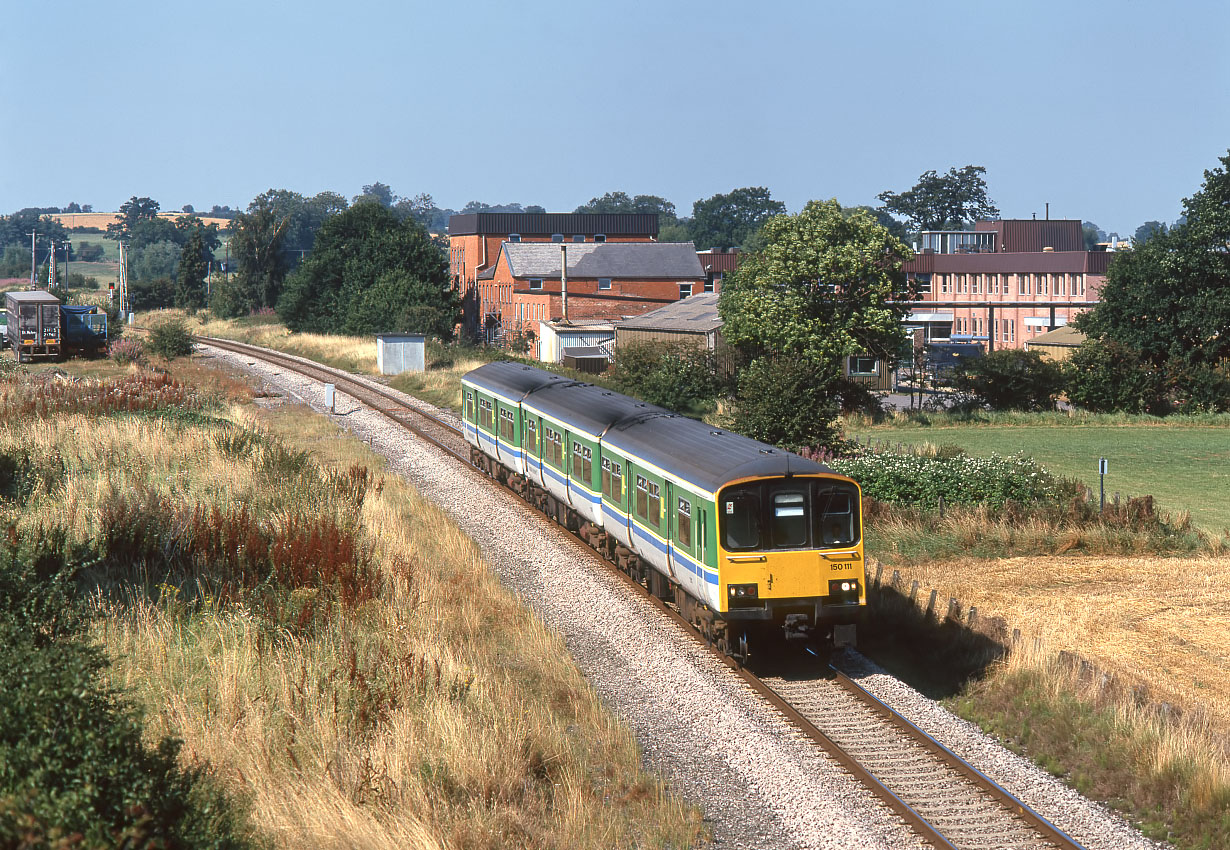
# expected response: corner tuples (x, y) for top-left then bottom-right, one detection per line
(828, 579), (861, 604)
(728, 583), (758, 600)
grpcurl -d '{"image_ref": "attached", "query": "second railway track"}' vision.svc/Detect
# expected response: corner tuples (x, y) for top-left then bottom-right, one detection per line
(198, 335), (1091, 850)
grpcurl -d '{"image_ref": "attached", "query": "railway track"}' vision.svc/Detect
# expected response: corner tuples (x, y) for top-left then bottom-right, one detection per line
(198, 335), (1087, 850)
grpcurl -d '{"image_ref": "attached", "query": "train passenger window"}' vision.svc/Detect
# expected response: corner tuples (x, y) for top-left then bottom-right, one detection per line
(647, 482), (661, 528)
(479, 399), (493, 431)
(635, 475), (648, 519)
(464, 391), (474, 422)
(815, 484), (859, 547)
(722, 488), (761, 550)
(572, 443), (591, 483)
(677, 498), (691, 548)
(499, 407), (515, 441)
(611, 461), (622, 502)
(771, 491), (808, 549)
(525, 419), (537, 453)
(601, 458), (612, 497)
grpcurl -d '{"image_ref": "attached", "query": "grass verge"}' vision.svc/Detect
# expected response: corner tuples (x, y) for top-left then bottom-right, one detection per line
(0, 358), (705, 849)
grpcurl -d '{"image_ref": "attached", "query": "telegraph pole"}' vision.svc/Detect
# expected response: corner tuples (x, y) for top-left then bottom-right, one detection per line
(28, 230), (36, 288)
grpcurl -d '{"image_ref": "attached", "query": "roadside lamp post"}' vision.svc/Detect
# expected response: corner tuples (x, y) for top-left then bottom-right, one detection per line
(63, 239), (71, 299)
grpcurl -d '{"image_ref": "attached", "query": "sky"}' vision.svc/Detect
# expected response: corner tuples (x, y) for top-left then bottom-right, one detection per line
(3, 0), (1228, 238)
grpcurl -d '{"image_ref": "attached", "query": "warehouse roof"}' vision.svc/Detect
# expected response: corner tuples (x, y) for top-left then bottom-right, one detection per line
(616, 293), (722, 333)
(502, 242), (704, 280)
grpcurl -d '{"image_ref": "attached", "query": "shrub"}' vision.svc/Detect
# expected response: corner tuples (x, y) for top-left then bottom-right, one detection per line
(612, 342), (724, 412)
(828, 450), (1058, 508)
(75, 242), (106, 262)
(147, 319), (195, 359)
(728, 355), (842, 451)
(952, 349), (1064, 411)
(1064, 340), (1169, 414)
(109, 336), (145, 366)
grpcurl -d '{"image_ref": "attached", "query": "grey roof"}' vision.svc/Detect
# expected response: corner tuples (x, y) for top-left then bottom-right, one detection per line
(464, 361), (836, 494)
(503, 242), (704, 280)
(615, 293), (722, 333)
(6, 290), (60, 304)
(561, 345), (611, 359)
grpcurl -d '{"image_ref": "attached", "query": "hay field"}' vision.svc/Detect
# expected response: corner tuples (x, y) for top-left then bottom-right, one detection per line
(894, 553), (1230, 731)
(52, 211), (232, 230)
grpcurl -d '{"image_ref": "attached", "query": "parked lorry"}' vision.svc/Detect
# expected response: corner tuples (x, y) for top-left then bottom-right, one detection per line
(5, 290), (109, 362)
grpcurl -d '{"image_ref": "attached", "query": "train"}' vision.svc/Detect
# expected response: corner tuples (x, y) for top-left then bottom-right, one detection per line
(5, 290), (108, 363)
(461, 361), (867, 660)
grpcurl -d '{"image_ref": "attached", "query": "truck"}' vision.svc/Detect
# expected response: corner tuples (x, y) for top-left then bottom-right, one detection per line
(6, 290), (62, 362)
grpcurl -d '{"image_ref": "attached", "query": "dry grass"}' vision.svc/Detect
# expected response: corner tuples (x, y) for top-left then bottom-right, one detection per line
(889, 552), (1230, 733)
(0, 366), (703, 849)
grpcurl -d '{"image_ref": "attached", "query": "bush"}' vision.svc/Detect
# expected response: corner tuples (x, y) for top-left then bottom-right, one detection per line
(128, 276), (176, 311)
(75, 242), (106, 262)
(146, 320), (195, 359)
(612, 342), (724, 413)
(0, 528), (259, 849)
(952, 349), (1064, 411)
(109, 336), (145, 366)
(727, 356), (841, 451)
(828, 450), (1058, 508)
(1064, 340), (1169, 414)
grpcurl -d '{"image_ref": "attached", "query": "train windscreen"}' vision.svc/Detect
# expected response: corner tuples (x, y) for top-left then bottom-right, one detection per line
(721, 478), (861, 551)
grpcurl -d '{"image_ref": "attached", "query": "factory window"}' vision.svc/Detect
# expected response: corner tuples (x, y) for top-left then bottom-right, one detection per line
(572, 442), (592, 484)
(939, 274), (950, 294)
(914, 274), (932, 294)
(508, 233), (521, 243)
(1018, 273), (1029, 295)
(499, 407), (515, 442)
(972, 274), (981, 294)
(1008, 319), (1016, 342)
(678, 283), (693, 298)
(479, 399), (493, 431)
(529, 278), (543, 291)
(677, 498), (692, 548)
(526, 418), (538, 453)
(771, 491), (808, 549)
(572, 234), (585, 242)
(594, 233), (607, 243)
(551, 234), (564, 242)
(1075, 274), (1085, 296)
(598, 277), (611, 290)
(1036, 274), (1047, 295)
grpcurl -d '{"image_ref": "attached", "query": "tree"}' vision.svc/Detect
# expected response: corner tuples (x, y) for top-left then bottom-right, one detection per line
(277, 203), (457, 338)
(105, 196), (161, 243)
(877, 165), (999, 231)
(1133, 220), (1168, 244)
(719, 200), (914, 449)
(1076, 149), (1230, 370)
(1063, 340), (1169, 414)
(1082, 221), (1106, 250)
(64, 202), (82, 214)
(719, 199), (914, 372)
(574, 192), (678, 222)
(215, 194), (291, 317)
(175, 228), (209, 311)
(611, 342), (724, 413)
(690, 187), (785, 250)
(132, 240), (180, 282)
(952, 349), (1064, 411)
(354, 181), (395, 207)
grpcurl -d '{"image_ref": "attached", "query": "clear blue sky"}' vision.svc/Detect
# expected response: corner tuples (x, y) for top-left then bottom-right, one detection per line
(3, 0), (1227, 238)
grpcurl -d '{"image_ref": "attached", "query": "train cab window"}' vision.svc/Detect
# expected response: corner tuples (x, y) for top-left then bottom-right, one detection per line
(771, 491), (808, 548)
(525, 418), (538, 453)
(815, 484), (860, 547)
(677, 498), (692, 548)
(499, 407), (515, 442)
(722, 488), (761, 550)
(572, 442), (592, 483)
(479, 399), (494, 431)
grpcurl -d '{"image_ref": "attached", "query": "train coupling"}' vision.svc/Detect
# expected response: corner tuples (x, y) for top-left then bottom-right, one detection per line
(782, 614), (813, 641)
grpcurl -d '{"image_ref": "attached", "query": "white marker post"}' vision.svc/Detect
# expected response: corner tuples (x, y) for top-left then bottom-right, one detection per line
(325, 383), (336, 414)
(1098, 457), (1108, 512)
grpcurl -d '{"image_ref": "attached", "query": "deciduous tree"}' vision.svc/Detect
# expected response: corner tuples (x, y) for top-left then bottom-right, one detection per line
(877, 165), (998, 231)
(690, 187), (785, 250)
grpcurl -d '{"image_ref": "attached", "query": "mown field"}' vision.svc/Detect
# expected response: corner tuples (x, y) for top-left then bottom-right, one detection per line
(849, 419), (1230, 534)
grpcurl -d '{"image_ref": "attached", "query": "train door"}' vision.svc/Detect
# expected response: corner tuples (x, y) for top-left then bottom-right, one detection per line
(664, 481), (675, 578)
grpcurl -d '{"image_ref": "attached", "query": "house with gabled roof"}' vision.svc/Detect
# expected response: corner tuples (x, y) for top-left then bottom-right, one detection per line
(481, 241), (705, 339)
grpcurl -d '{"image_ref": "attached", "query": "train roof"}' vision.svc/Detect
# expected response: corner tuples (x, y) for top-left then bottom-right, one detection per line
(462, 362), (835, 494)
(6, 290), (60, 305)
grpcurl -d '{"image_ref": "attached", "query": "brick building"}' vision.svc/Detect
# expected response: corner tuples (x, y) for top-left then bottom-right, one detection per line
(447, 212), (659, 339)
(902, 219), (1118, 351)
(695, 247), (741, 293)
(478, 241), (705, 339)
